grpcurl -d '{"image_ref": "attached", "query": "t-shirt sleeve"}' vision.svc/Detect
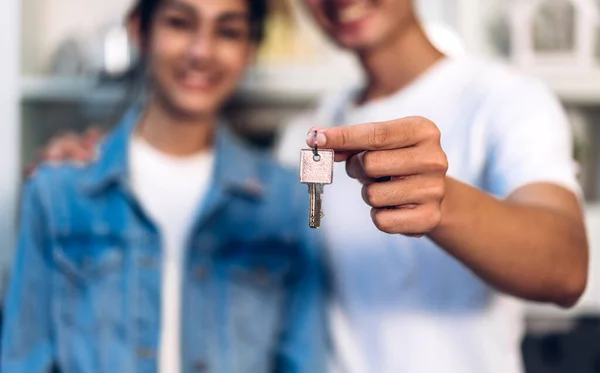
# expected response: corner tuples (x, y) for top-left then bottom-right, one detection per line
(484, 77), (581, 199)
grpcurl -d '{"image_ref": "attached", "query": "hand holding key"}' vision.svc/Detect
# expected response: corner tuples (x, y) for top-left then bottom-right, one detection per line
(306, 116), (448, 236)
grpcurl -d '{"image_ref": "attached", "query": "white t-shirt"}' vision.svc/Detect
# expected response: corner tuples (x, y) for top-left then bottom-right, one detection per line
(276, 56), (580, 373)
(129, 136), (215, 373)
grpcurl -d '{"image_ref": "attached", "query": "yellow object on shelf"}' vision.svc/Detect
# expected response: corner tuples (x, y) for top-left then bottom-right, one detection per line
(258, 0), (322, 63)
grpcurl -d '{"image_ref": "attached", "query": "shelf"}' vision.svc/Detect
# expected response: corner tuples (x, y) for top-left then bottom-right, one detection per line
(24, 65), (600, 107)
(520, 66), (600, 106)
(21, 76), (126, 103)
(21, 61), (360, 105)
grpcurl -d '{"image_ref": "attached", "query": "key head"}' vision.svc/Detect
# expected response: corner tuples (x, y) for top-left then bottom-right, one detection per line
(300, 149), (334, 184)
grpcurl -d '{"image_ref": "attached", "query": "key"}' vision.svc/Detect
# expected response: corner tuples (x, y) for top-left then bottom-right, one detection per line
(300, 148), (334, 229)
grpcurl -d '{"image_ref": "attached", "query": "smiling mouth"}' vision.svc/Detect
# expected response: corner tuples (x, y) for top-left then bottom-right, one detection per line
(178, 72), (218, 91)
(334, 1), (372, 24)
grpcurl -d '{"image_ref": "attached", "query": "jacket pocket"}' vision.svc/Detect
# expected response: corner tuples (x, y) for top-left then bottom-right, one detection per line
(226, 254), (290, 347)
(54, 242), (123, 282)
(53, 235), (125, 334)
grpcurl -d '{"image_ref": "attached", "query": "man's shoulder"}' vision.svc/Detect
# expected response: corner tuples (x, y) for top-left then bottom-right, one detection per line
(453, 57), (553, 105)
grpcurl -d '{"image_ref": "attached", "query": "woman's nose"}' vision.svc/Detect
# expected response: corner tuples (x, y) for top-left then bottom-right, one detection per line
(188, 31), (216, 60)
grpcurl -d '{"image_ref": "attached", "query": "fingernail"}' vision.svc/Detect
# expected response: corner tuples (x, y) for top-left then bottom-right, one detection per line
(306, 131), (327, 147)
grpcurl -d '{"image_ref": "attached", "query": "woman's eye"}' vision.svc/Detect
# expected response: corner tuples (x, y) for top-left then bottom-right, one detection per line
(165, 16), (193, 30)
(218, 27), (247, 40)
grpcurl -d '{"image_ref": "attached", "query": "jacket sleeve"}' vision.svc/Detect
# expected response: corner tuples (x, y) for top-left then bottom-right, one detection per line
(2, 178), (57, 373)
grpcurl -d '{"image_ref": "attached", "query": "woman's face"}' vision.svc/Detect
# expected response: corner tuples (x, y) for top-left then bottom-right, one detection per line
(302, 0), (415, 52)
(142, 0), (255, 118)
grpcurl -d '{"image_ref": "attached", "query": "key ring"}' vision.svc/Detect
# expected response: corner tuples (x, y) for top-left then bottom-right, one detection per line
(313, 131), (321, 161)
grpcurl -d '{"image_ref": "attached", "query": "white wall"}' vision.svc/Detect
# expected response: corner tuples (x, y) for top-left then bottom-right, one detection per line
(0, 0), (21, 286)
(21, 0), (135, 75)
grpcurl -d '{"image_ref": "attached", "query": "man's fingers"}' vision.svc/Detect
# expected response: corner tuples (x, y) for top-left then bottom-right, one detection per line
(305, 117), (438, 152)
(345, 152), (368, 180)
(334, 151), (354, 162)
(361, 176), (445, 208)
(345, 148), (447, 180)
(42, 134), (94, 162)
(370, 204), (442, 235)
(26, 126), (104, 177)
(83, 126), (104, 146)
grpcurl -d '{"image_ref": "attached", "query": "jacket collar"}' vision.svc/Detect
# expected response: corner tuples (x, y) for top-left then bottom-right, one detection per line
(79, 107), (265, 199)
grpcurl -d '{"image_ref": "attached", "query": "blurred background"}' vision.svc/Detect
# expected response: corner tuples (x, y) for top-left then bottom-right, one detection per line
(1, 0), (600, 371)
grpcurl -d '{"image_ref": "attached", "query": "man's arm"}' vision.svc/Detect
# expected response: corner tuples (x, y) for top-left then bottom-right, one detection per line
(430, 179), (587, 308)
(306, 116), (588, 308)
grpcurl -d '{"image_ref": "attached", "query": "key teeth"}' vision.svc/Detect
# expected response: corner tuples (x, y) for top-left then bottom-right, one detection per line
(308, 213), (325, 229)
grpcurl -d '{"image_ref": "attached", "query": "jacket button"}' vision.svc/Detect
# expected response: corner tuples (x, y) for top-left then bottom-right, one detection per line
(61, 312), (73, 326)
(196, 235), (216, 251)
(194, 360), (209, 371)
(253, 267), (270, 286)
(194, 265), (210, 281)
(138, 255), (157, 269)
(136, 347), (155, 359)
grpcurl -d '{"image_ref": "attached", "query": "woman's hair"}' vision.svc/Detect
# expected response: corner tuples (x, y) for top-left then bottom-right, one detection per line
(130, 0), (270, 47)
(109, 0), (269, 125)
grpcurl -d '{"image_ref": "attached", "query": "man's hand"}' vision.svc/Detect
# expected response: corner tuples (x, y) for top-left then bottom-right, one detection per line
(306, 117), (587, 307)
(26, 126), (104, 175)
(307, 116), (448, 236)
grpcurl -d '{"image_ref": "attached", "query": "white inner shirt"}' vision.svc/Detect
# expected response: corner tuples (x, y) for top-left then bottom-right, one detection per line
(129, 135), (214, 373)
(277, 56), (580, 373)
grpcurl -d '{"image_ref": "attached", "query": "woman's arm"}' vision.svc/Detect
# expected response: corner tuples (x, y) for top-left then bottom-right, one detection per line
(2, 179), (56, 372)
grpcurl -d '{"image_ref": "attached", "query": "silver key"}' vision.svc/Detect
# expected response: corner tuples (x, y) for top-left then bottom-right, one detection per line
(300, 148), (334, 229)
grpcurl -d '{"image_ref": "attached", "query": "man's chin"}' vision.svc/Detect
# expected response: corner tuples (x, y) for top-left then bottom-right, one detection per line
(335, 38), (375, 52)
(329, 30), (376, 51)
(335, 30), (398, 54)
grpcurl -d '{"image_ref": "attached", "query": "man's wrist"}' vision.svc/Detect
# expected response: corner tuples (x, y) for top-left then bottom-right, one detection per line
(431, 177), (460, 236)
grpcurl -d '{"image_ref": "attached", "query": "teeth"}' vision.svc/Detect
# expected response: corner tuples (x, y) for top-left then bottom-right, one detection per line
(338, 2), (369, 23)
(183, 75), (211, 86)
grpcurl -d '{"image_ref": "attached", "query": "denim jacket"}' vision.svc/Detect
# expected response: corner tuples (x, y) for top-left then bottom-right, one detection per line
(1, 109), (328, 373)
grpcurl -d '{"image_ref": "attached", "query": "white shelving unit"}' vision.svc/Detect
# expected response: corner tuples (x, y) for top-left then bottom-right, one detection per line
(21, 76), (125, 103)
(21, 58), (361, 105)
(22, 66), (600, 107)
(521, 66), (600, 105)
